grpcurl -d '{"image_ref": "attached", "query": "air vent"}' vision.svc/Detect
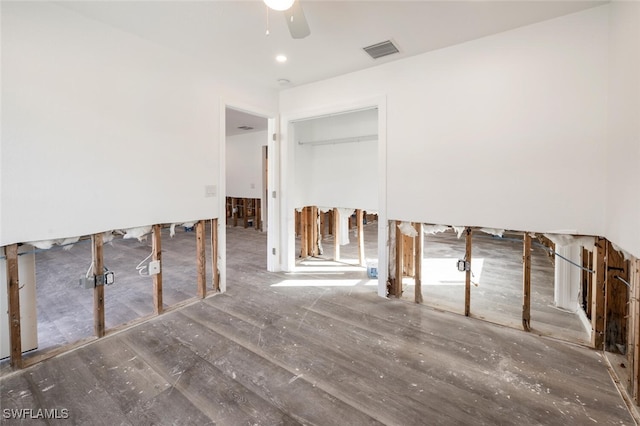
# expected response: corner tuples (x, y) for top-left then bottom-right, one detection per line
(363, 40), (399, 59)
(237, 126), (254, 131)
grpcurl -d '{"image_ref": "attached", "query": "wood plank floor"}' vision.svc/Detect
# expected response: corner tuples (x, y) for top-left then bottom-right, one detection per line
(0, 226), (634, 424)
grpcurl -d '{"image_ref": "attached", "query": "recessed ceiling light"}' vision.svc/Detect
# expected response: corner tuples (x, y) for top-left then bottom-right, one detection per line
(277, 78), (291, 85)
(276, 55), (287, 63)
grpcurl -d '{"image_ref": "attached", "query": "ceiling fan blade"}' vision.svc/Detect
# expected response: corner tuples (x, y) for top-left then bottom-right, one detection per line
(284, 1), (310, 39)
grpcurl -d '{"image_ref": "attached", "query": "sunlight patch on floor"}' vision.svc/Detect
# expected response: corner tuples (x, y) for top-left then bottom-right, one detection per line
(271, 279), (376, 287)
(422, 258), (484, 286)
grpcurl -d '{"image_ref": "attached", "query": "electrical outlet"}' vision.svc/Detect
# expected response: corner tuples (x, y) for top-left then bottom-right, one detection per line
(149, 260), (161, 275)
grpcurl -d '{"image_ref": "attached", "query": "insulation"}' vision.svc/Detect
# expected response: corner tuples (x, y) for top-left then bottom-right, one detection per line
(479, 228), (505, 238)
(123, 226), (152, 241)
(397, 221), (418, 237)
(59, 236), (80, 250)
(169, 222), (196, 237)
(27, 239), (57, 250)
(103, 231), (115, 244)
(423, 224), (450, 235)
(611, 242), (634, 262)
(27, 236), (80, 250)
(338, 208), (355, 245)
(544, 233), (595, 248)
(452, 226), (466, 239)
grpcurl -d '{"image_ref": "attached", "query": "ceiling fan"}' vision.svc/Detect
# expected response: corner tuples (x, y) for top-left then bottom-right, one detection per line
(264, 0), (311, 39)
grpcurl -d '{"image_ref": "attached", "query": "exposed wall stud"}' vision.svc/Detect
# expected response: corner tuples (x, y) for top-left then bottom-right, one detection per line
(6, 244), (22, 368)
(300, 208), (309, 258)
(522, 233), (532, 331)
(256, 199), (262, 231)
(333, 208), (340, 261)
(357, 209), (365, 266)
(196, 220), (206, 298)
(631, 258), (640, 404)
(310, 206), (318, 256)
(92, 234), (105, 338)
(212, 218), (219, 291)
(414, 223), (423, 304)
(233, 198), (239, 227)
(591, 237), (606, 349)
(464, 227), (472, 317)
(605, 241), (629, 353)
(394, 222), (404, 298)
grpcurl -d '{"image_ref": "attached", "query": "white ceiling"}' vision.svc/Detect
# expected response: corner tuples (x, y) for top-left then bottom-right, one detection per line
(57, 0), (605, 92)
(226, 108), (268, 136)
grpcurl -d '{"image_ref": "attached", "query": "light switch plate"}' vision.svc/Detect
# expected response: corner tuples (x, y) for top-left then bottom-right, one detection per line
(205, 185), (217, 197)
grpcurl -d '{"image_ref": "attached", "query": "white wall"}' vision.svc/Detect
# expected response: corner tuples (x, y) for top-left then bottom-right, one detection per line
(226, 131), (267, 199)
(606, 1), (640, 258)
(0, 2), (277, 246)
(280, 6), (609, 239)
(292, 108), (378, 211)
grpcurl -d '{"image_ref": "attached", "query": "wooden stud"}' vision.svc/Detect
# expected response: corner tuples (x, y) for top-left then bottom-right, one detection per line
(196, 220), (206, 298)
(92, 233), (105, 338)
(328, 210), (334, 236)
(631, 258), (640, 404)
(464, 227), (472, 317)
(605, 240), (629, 353)
(522, 233), (532, 331)
(5, 244), (22, 368)
(356, 209), (365, 266)
(333, 208), (340, 261)
(211, 218), (219, 291)
(233, 198), (238, 227)
(300, 208), (309, 258)
(414, 223), (423, 304)
(394, 222), (404, 298)
(310, 206), (318, 257)
(255, 199), (261, 231)
(403, 233), (415, 277)
(591, 237), (606, 349)
(152, 224), (163, 314)
(243, 198), (249, 228)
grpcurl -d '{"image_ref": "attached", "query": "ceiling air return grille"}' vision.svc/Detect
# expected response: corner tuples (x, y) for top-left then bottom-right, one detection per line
(363, 40), (399, 59)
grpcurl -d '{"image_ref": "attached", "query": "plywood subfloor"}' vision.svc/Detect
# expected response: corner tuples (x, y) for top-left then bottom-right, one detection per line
(0, 226), (634, 424)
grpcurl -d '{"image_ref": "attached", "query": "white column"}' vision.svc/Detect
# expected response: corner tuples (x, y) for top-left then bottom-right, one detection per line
(554, 245), (581, 311)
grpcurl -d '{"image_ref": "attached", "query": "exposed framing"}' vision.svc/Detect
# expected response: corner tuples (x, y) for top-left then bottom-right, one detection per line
(464, 227), (472, 317)
(592, 237), (606, 349)
(414, 222), (423, 304)
(522, 233), (532, 331)
(2, 218), (218, 370)
(92, 233), (105, 338)
(152, 224), (163, 314)
(5, 244), (22, 368)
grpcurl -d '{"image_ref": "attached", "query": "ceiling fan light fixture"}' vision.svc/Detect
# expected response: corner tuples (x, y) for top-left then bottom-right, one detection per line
(264, 0), (295, 11)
